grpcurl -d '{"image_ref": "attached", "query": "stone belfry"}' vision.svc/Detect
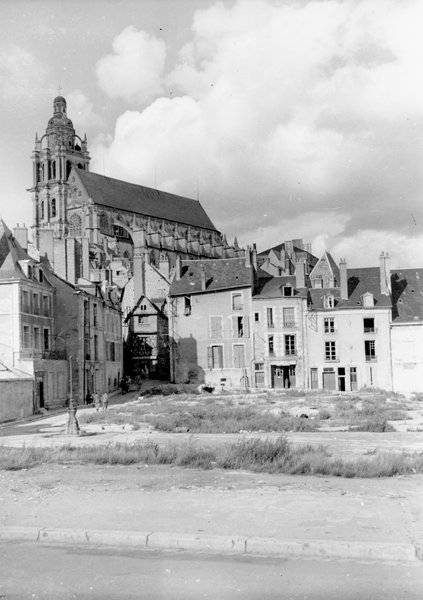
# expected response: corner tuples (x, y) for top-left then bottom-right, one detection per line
(30, 95), (90, 242)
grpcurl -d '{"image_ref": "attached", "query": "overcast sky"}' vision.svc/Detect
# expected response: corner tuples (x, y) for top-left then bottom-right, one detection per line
(0, 0), (422, 267)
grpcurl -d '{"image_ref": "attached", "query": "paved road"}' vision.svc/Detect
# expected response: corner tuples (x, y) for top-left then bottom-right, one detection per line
(1, 542), (422, 599)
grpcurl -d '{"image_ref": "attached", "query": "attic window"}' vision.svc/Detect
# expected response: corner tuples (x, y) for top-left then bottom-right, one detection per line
(324, 294), (334, 309)
(283, 286), (292, 297)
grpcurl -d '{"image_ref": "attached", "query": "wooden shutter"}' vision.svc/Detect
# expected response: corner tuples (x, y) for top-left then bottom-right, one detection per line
(207, 346), (213, 368)
(243, 316), (250, 338)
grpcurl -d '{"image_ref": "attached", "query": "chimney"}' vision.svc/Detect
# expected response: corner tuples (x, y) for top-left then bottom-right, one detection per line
(295, 259), (306, 288)
(133, 250), (146, 301)
(244, 245), (252, 267)
(380, 252), (391, 295)
(175, 255), (182, 280)
(13, 224), (28, 251)
(200, 265), (206, 290)
(252, 244), (258, 270)
(339, 259), (348, 300)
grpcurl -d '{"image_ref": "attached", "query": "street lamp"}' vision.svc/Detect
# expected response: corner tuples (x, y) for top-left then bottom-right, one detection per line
(55, 332), (80, 436)
(65, 354), (80, 435)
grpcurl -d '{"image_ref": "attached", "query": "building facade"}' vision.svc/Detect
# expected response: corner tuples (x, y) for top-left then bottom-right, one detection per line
(169, 254), (255, 388)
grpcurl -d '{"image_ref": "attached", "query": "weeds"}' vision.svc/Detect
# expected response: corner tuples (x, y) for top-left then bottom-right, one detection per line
(2, 438), (423, 478)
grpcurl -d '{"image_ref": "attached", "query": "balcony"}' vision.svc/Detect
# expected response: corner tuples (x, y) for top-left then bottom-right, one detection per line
(365, 355), (377, 362)
(19, 349), (67, 360)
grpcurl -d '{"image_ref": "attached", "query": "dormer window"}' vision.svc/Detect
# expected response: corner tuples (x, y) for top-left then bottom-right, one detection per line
(324, 294), (335, 309)
(282, 286), (292, 297)
(362, 293), (374, 308)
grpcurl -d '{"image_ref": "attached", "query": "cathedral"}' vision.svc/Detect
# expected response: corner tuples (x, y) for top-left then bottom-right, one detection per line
(31, 96), (242, 291)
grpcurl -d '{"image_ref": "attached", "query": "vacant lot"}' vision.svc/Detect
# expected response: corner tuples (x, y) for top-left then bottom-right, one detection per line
(78, 387), (423, 434)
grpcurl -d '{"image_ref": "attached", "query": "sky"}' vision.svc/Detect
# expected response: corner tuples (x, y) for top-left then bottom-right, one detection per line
(0, 0), (422, 267)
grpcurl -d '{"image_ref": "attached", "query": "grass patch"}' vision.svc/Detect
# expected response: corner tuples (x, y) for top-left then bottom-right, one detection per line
(79, 401), (319, 433)
(2, 438), (423, 478)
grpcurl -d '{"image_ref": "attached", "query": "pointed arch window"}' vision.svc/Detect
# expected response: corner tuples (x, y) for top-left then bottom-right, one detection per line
(40, 201), (44, 220)
(51, 198), (56, 218)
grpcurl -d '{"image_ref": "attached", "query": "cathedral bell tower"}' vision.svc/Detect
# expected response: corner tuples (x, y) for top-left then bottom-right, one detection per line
(30, 95), (90, 243)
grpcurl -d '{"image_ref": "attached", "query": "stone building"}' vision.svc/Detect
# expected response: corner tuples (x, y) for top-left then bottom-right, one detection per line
(30, 96), (242, 379)
(0, 219), (68, 414)
(169, 253), (256, 388)
(32, 97), (242, 292)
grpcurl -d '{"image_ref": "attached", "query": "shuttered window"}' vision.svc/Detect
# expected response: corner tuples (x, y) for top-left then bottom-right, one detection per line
(208, 345), (223, 368)
(209, 316), (223, 338)
(233, 345), (246, 368)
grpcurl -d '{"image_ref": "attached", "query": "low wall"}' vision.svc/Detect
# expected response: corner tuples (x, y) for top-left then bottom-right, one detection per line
(0, 379), (34, 422)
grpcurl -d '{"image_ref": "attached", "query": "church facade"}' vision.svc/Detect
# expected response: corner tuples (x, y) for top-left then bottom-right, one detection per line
(32, 96), (242, 292)
(30, 96), (241, 380)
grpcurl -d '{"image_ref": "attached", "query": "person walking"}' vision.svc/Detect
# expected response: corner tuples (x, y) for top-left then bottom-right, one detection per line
(101, 391), (109, 411)
(93, 392), (100, 412)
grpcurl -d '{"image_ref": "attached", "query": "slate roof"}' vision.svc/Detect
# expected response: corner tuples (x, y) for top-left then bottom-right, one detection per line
(253, 275), (308, 299)
(75, 169), (217, 232)
(170, 258), (252, 296)
(308, 267), (392, 310)
(309, 251), (340, 283)
(391, 269), (423, 323)
(0, 220), (30, 281)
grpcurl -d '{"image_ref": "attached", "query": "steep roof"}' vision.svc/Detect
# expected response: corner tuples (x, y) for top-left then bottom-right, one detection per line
(391, 269), (423, 323)
(170, 258), (252, 296)
(0, 220), (30, 280)
(253, 275), (308, 299)
(75, 169), (217, 232)
(308, 267), (392, 310)
(309, 251), (340, 284)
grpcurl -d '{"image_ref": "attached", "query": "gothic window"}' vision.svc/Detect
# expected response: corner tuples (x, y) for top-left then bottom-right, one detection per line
(51, 198), (56, 218)
(66, 160), (72, 179)
(40, 201), (44, 220)
(68, 214), (82, 237)
(99, 213), (109, 234)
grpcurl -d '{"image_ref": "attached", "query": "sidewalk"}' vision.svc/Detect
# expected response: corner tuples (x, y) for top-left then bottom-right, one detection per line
(1, 407), (423, 562)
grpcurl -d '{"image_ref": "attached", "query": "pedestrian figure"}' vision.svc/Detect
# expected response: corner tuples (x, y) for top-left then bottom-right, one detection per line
(93, 392), (100, 412)
(101, 391), (108, 411)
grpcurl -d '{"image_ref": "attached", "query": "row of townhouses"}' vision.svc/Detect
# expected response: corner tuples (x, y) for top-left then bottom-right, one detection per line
(1, 95), (422, 421)
(0, 220), (122, 422)
(168, 243), (423, 396)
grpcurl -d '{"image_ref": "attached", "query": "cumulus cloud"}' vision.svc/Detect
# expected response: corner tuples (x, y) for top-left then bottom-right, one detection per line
(93, 0), (423, 267)
(96, 26), (166, 104)
(66, 90), (105, 131)
(0, 45), (47, 103)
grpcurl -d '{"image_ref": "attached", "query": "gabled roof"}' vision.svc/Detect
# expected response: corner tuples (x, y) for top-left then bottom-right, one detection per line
(308, 267), (391, 310)
(0, 220), (32, 281)
(309, 251), (340, 283)
(170, 258), (252, 296)
(74, 168), (217, 232)
(391, 269), (423, 323)
(253, 275), (308, 299)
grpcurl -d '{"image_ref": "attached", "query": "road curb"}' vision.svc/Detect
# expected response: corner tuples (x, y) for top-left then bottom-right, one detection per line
(0, 526), (420, 562)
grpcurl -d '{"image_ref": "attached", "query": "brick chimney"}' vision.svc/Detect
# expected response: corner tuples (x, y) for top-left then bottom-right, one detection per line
(380, 252), (391, 295)
(295, 259), (306, 288)
(133, 250), (146, 301)
(244, 245), (252, 267)
(339, 259), (348, 300)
